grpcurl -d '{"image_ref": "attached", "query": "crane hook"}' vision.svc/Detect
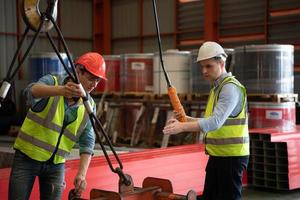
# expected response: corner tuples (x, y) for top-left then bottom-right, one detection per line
(21, 0), (58, 32)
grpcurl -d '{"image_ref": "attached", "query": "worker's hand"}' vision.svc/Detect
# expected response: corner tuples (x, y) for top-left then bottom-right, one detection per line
(61, 82), (84, 98)
(73, 173), (87, 197)
(163, 118), (184, 135)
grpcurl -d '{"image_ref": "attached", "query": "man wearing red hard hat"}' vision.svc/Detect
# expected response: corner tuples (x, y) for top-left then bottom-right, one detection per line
(9, 52), (106, 200)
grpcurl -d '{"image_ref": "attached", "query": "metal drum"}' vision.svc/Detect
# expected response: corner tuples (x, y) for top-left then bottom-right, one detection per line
(121, 53), (153, 93)
(96, 55), (121, 92)
(190, 48), (234, 94)
(153, 50), (191, 94)
(233, 45), (294, 94)
(29, 52), (70, 82)
(248, 102), (296, 130)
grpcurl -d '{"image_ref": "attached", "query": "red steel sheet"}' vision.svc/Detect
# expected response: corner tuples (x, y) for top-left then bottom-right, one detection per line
(249, 125), (300, 190)
(0, 144), (208, 200)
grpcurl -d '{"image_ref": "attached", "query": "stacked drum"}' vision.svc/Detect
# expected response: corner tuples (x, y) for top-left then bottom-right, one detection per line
(121, 53), (154, 93)
(95, 55), (121, 92)
(247, 102), (296, 129)
(29, 52), (70, 82)
(233, 45), (294, 94)
(233, 44), (296, 130)
(153, 50), (191, 94)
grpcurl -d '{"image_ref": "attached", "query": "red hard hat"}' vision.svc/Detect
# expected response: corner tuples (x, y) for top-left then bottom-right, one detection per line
(75, 52), (107, 80)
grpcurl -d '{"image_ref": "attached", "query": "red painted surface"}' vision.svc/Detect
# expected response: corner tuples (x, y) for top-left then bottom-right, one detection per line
(248, 102), (296, 129)
(250, 126), (300, 141)
(204, 0), (218, 41)
(96, 56), (121, 92)
(0, 143), (251, 199)
(249, 126), (300, 189)
(93, 0), (111, 54)
(0, 168), (39, 199)
(0, 144), (209, 200)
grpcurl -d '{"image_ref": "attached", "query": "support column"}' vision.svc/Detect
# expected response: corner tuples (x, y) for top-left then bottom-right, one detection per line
(203, 0), (218, 41)
(93, 0), (111, 54)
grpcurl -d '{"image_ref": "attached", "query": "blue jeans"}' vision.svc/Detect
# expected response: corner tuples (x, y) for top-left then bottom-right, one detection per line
(9, 150), (65, 200)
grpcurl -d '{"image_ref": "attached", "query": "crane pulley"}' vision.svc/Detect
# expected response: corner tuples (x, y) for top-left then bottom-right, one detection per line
(22, 0), (58, 32)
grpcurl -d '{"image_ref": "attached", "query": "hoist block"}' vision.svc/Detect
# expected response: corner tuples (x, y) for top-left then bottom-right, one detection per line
(21, 0), (58, 32)
(69, 177), (196, 200)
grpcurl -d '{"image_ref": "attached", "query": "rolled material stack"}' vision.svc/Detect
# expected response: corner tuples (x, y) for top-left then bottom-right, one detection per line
(233, 44), (299, 190)
(233, 44), (296, 131)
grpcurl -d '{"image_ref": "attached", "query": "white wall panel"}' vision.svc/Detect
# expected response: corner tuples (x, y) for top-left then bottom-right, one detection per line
(64, 40), (93, 60)
(143, 0), (175, 35)
(269, 0), (300, 67)
(112, 0), (139, 38)
(144, 37), (174, 53)
(0, 0), (17, 79)
(60, 0), (93, 38)
(113, 40), (139, 54)
(269, 0), (300, 10)
(219, 0), (265, 37)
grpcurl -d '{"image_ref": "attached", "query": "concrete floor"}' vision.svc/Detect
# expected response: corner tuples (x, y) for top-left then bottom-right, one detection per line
(243, 187), (300, 200)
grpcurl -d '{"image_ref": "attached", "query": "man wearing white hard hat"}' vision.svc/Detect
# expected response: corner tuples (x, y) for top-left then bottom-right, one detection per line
(163, 41), (249, 200)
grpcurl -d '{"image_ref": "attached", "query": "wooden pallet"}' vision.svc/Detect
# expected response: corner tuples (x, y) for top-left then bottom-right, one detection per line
(151, 93), (189, 101)
(92, 91), (121, 98)
(93, 92), (156, 99)
(247, 93), (298, 103)
(93, 92), (298, 103)
(121, 92), (152, 99)
(92, 92), (211, 102)
(187, 93), (210, 101)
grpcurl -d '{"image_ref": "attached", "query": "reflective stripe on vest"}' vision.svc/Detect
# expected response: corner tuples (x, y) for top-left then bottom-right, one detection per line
(205, 136), (249, 145)
(223, 118), (247, 126)
(14, 76), (90, 163)
(25, 96), (88, 143)
(18, 130), (69, 158)
(204, 76), (249, 156)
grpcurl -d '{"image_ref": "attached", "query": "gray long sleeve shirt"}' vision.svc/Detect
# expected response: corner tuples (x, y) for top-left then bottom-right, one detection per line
(198, 72), (244, 133)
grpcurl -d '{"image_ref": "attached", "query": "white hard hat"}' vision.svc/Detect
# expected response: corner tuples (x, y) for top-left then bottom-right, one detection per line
(196, 41), (227, 62)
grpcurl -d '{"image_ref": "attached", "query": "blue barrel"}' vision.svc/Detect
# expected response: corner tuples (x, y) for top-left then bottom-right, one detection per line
(29, 52), (71, 82)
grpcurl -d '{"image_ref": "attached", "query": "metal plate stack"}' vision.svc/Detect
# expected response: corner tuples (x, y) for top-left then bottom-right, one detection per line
(248, 127), (300, 190)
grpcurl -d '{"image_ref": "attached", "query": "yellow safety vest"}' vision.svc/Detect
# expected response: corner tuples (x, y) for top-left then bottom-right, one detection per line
(14, 76), (90, 164)
(204, 76), (249, 156)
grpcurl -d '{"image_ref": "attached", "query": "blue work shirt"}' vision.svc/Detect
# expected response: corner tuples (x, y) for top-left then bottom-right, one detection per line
(198, 72), (244, 133)
(24, 74), (95, 155)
